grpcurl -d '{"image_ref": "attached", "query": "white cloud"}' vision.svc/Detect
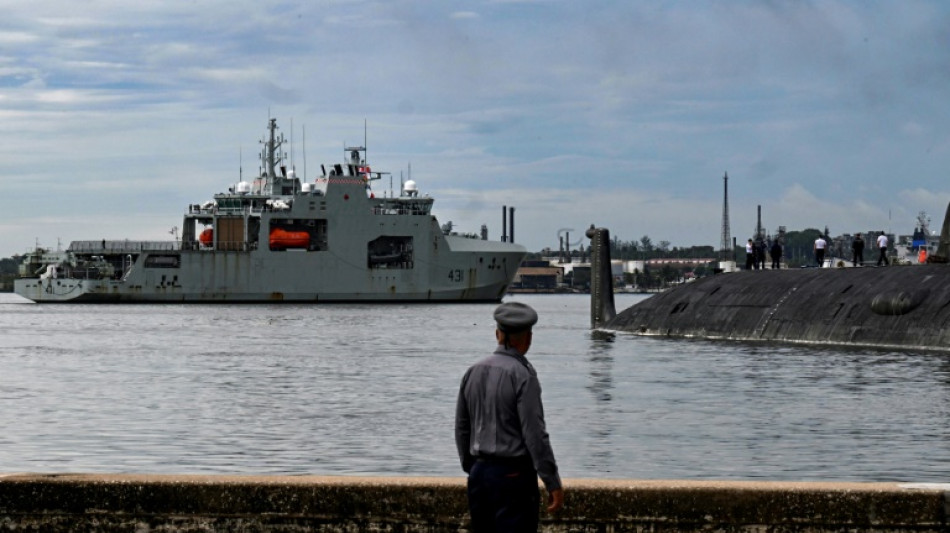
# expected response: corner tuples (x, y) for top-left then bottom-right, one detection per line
(1, 1), (950, 258)
(0, 30), (39, 45)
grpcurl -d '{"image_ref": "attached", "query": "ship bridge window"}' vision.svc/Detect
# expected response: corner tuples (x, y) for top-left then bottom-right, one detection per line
(368, 236), (414, 269)
(217, 198), (247, 212)
(370, 198), (434, 216)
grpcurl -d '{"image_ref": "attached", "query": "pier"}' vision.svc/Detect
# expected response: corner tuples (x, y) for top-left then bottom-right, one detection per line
(0, 474), (946, 532)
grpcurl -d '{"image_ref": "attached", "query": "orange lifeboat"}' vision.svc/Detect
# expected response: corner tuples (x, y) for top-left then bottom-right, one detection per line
(269, 228), (310, 250)
(199, 228), (213, 246)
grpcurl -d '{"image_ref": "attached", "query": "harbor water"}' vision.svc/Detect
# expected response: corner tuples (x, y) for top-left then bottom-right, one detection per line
(1, 293), (948, 481)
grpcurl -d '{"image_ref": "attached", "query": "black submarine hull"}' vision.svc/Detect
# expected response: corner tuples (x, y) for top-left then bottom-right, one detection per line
(604, 266), (950, 351)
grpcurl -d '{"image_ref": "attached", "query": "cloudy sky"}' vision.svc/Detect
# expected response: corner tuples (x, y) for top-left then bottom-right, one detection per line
(2, 0), (948, 258)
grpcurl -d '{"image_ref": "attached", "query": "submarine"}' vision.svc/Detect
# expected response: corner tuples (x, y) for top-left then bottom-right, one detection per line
(587, 203), (950, 352)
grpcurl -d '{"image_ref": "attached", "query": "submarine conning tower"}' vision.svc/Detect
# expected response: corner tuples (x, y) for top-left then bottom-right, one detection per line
(590, 202), (950, 351)
(934, 200), (950, 261)
(588, 225), (616, 329)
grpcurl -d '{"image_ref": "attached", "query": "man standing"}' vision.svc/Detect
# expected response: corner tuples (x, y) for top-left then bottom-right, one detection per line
(455, 301), (564, 532)
(769, 240), (782, 269)
(876, 232), (889, 266)
(745, 239), (755, 270)
(851, 233), (865, 266)
(814, 234), (827, 267)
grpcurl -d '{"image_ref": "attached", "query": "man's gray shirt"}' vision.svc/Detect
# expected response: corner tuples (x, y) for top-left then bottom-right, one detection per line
(455, 345), (562, 492)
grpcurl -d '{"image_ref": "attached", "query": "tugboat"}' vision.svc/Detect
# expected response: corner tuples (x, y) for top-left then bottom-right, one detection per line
(15, 119), (525, 302)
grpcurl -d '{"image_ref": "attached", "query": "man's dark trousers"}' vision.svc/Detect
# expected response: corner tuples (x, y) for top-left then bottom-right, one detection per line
(467, 458), (540, 533)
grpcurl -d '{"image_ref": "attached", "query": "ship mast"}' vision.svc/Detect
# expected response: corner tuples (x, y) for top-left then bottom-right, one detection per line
(260, 118), (287, 194)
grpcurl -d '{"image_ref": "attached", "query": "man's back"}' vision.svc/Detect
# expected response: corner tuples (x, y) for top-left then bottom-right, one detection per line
(456, 349), (536, 461)
(455, 302), (563, 532)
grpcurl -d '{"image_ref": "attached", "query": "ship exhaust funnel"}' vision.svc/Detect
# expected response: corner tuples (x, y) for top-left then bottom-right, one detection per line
(502, 205), (507, 242)
(588, 225), (616, 328)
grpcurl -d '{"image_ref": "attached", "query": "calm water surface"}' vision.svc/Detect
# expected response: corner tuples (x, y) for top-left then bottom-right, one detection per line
(1, 293), (948, 481)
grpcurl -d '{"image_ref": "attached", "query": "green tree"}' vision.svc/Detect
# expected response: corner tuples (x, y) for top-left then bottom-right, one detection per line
(781, 228), (823, 268)
(0, 255), (21, 292)
(639, 235), (653, 254)
(659, 265), (678, 286)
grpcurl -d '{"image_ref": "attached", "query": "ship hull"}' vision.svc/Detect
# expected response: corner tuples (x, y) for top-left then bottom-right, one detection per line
(15, 244), (524, 303)
(14, 283), (513, 303)
(604, 266), (950, 351)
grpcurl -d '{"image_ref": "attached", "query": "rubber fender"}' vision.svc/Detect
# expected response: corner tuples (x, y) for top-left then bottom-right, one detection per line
(870, 290), (928, 316)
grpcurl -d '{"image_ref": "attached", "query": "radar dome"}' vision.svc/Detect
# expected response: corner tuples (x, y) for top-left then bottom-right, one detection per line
(404, 180), (417, 192)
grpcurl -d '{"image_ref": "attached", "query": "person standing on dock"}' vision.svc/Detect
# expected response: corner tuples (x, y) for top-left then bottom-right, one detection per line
(851, 233), (865, 266)
(455, 301), (564, 532)
(745, 239), (755, 270)
(814, 235), (827, 267)
(876, 232), (889, 266)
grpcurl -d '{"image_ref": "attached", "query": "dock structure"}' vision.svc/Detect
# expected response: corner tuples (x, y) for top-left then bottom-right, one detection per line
(0, 474), (947, 532)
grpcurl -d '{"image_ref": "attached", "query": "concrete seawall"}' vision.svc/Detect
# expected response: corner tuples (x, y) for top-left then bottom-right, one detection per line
(1, 474), (947, 532)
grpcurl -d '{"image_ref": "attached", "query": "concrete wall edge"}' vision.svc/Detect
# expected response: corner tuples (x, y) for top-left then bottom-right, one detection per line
(1, 474), (947, 532)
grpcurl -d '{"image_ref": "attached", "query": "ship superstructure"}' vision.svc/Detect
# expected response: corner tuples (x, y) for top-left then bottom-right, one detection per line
(15, 119), (525, 303)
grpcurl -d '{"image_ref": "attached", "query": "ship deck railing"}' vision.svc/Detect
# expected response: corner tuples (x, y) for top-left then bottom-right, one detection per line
(187, 201), (301, 217)
(69, 241), (181, 254)
(180, 241), (258, 252)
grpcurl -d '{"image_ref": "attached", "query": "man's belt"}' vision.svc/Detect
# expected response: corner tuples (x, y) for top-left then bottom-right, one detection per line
(475, 454), (533, 467)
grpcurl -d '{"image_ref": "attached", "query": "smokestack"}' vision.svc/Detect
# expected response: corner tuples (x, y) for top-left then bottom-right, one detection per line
(502, 205), (507, 242)
(757, 205), (763, 240)
(509, 207), (515, 244)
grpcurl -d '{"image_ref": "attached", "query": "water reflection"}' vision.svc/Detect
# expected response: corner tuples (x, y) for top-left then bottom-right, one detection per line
(587, 331), (615, 403)
(937, 356), (950, 387)
(2, 293), (949, 481)
(577, 331), (617, 469)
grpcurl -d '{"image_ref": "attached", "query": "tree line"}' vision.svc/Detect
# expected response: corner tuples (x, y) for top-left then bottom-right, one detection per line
(0, 257), (20, 291)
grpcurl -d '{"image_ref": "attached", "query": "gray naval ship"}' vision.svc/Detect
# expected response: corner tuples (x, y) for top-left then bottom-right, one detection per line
(15, 119), (525, 303)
